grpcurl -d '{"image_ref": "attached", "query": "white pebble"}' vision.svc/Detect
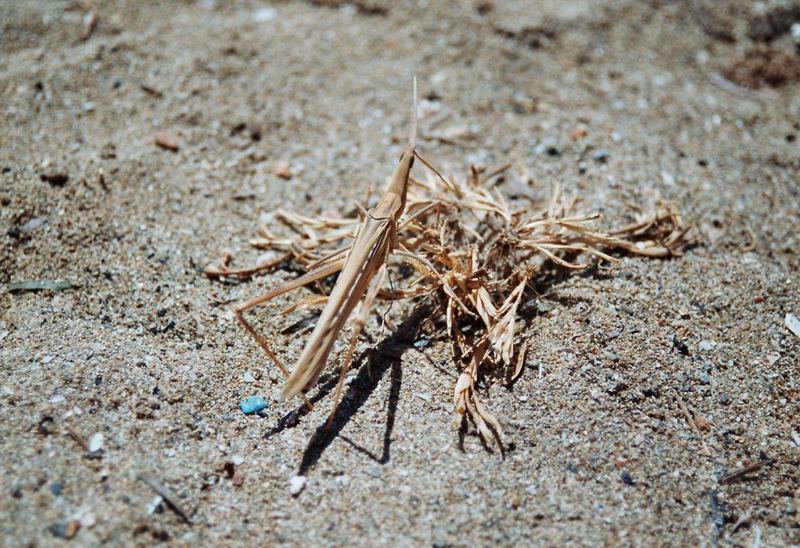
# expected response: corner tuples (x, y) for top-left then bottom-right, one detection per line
(242, 371), (255, 383)
(698, 340), (716, 351)
(252, 7), (276, 22)
(147, 496), (164, 514)
(785, 313), (800, 339)
(88, 432), (104, 453)
(79, 512), (96, 528)
(288, 475), (306, 496)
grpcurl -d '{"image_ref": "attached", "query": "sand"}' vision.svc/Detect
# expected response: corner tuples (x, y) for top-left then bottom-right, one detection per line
(1, 0), (799, 545)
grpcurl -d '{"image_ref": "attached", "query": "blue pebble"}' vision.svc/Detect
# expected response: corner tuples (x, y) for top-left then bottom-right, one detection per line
(240, 396), (268, 415)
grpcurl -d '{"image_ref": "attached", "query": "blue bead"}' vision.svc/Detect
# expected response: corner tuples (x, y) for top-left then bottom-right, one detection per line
(239, 396), (268, 414)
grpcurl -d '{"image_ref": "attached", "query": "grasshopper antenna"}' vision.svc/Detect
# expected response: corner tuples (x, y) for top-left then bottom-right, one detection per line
(409, 76), (418, 147)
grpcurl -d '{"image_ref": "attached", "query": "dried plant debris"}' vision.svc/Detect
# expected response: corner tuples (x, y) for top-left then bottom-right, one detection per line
(723, 46), (800, 89)
(209, 155), (694, 447)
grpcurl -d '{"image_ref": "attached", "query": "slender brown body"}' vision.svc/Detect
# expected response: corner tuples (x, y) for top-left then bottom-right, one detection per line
(281, 144), (415, 400)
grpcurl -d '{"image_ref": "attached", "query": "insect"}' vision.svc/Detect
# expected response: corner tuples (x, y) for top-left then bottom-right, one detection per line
(234, 86), (418, 425)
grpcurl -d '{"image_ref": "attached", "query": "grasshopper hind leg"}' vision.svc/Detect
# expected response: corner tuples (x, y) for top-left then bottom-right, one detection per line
(324, 265), (388, 429)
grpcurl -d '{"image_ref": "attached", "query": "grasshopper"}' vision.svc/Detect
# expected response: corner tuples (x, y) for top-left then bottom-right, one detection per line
(234, 88), (417, 425)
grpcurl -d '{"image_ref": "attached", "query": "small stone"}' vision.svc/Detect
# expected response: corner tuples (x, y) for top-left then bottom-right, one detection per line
(49, 520), (80, 539)
(288, 475), (306, 496)
(698, 340), (716, 352)
(718, 393), (732, 405)
(413, 338), (431, 348)
(592, 149), (609, 163)
(791, 22), (800, 41)
(88, 432), (104, 453)
(785, 313), (800, 339)
(603, 349), (619, 362)
(252, 7), (276, 21)
(620, 470), (635, 486)
(533, 139), (559, 157)
(242, 371), (255, 383)
(21, 216), (46, 233)
(569, 126), (587, 141)
(695, 416), (712, 431)
(239, 396), (268, 414)
(232, 470), (244, 487)
(661, 171), (675, 186)
(79, 512), (96, 528)
(50, 482), (63, 496)
(155, 130), (179, 151)
(272, 160), (292, 179)
(147, 496), (164, 515)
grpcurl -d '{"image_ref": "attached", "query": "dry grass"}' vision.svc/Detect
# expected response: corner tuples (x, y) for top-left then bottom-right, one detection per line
(208, 154), (694, 447)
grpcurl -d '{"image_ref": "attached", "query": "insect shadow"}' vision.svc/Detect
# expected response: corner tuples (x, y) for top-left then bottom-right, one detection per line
(293, 304), (430, 474)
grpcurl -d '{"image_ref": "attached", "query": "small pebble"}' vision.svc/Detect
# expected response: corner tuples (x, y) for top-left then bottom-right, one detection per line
(272, 160), (292, 179)
(49, 520), (80, 539)
(413, 338), (431, 348)
(592, 149), (609, 163)
(785, 313), (800, 339)
(51, 481), (63, 496)
(252, 7), (276, 22)
(155, 130), (179, 151)
(239, 396), (268, 414)
(603, 349), (619, 362)
(232, 470), (244, 487)
(569, 126), (587, 141)
(242, 371), (255, 383)
(620, 470), (635, 486)
(88, 432), (104, 453)
(791, 22), (800, 42)
(288, 475), (306, 496)
(533, 139), (560, 157)
(147, 496), (164, 515)
(79, 512), (96, 528)
(695, 416), (712, 431)
(698, 340), (716, 352)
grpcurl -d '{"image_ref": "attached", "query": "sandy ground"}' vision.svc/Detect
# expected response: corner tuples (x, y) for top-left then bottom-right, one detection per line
(1, 0), (799, 546)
